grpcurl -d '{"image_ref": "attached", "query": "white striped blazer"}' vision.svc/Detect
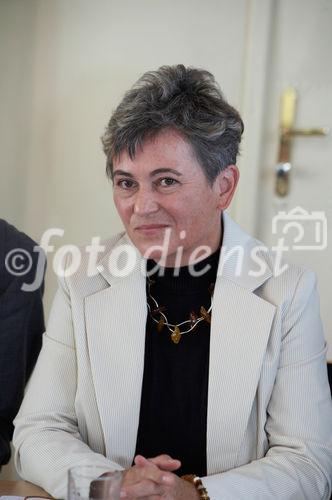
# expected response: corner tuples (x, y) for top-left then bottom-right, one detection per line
(13, 213), (332, 499)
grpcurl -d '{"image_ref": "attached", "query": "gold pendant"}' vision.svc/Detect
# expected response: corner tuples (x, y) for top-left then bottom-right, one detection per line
(171, 325), (181, 344)
(200, 306), (211, 324)
(157, 317), (165, 332)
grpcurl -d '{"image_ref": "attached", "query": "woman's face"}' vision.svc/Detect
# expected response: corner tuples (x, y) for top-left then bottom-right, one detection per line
(112, 129), (238, 267)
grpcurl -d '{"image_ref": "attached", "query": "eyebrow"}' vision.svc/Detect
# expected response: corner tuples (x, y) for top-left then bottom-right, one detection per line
(112, 168), (183, 179)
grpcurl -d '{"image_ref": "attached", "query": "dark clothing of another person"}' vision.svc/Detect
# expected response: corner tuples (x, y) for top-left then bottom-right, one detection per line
(0, 219), (45, 466)
(135, 248), (220, 477)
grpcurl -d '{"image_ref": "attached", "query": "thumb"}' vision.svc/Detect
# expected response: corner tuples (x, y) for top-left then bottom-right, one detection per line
(134, 454), (153, 468)
(146, 454), (181, 471)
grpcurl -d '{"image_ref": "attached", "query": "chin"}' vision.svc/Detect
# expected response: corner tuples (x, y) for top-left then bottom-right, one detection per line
(140, 247), (166, 262)
(130, 235), (170, 258)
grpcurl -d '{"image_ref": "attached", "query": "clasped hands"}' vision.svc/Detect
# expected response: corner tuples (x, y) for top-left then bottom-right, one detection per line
(119, 454), (200, 499)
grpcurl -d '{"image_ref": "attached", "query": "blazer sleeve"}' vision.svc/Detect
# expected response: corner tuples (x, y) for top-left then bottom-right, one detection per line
(13, 270), (123, 499)
(202, 270), (332, 500)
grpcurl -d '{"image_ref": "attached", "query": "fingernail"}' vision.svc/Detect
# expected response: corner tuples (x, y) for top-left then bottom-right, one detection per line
(162, 475), (173, 485)
(120, 490), (127, 498)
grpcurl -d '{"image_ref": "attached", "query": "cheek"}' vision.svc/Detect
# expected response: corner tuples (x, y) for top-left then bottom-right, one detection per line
(172, 202), (201, 227)
(170, 196), (214, 239)
(114, 197), (131, 221)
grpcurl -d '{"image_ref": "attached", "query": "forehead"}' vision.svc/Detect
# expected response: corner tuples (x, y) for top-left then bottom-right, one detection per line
(113, 129), (201, 176)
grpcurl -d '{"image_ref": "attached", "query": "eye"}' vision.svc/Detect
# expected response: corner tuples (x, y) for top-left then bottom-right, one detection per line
(116, 179), (137, 189)
(157, 177), (179, 187)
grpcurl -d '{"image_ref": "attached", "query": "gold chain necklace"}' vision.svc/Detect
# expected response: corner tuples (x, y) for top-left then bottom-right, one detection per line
(147, 279), (214, 344)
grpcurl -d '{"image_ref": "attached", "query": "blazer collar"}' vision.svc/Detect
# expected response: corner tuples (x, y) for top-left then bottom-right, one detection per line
(96, 232), (145, 288)
(218, 211), (272, 291)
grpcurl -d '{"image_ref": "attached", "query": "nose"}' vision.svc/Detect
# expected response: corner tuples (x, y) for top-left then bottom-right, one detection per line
(133, 187), (159, 216)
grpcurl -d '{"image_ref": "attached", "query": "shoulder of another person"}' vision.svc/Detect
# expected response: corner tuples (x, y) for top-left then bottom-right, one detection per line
(0, 219), (43, 290)
(0, 218), (38, 252)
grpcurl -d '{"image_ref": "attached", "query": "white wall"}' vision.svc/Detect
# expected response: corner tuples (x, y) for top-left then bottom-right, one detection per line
(0, 0), (38, 226)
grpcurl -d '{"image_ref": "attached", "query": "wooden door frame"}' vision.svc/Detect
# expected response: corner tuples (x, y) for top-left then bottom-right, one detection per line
(231, 0), (274, 237)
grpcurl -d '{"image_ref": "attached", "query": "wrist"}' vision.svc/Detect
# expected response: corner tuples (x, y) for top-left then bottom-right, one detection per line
(181, 474), (210, 500)
(189, 482), (201, 500)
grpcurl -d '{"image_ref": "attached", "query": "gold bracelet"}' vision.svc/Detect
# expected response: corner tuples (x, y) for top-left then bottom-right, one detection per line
(181, 474), (210, 500)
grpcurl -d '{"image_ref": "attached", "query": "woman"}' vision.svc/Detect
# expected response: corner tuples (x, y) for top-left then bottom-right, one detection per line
(14, 65), (332, 499)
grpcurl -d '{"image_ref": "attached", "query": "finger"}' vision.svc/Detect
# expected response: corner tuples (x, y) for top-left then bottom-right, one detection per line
(141, 496), (161, 500)
(134, 455), (153, 468)
(147, 454), (181, 471)
(134, 454), (175, 470)
(133, 454), (181, 475)
(135, 453), (181, 471)
(122, 463), (165, 486)
(120, 479), (164, 498)
(134, 454), (179, 473)
(131, 497), (160, 500)
(127, 496), (160, 500)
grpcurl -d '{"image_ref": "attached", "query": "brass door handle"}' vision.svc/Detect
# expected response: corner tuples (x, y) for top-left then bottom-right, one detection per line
(285, 128), (328, 137)
(275, 88), (329, 197)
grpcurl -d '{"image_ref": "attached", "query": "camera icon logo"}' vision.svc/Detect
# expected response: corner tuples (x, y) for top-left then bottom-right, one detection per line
(271, 206), (327, 251)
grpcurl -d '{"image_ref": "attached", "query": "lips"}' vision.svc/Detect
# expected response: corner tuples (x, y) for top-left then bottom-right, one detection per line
(134, 224), (170, 234)
(135, 224), (169, 230)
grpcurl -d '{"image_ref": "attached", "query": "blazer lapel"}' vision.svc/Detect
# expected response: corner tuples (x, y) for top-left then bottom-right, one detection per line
(207, 213), (276, 473)
(84, 236), (147, 467)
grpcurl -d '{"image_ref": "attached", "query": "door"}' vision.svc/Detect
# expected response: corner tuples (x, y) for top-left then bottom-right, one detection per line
(255, 0), (332, 359)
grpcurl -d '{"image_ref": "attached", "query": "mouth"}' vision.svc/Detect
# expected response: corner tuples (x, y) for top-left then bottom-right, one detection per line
(134, 224), (170, 234)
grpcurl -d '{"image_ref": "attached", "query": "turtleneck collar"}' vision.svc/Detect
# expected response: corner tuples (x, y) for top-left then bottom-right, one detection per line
(146, 244), (221, 293)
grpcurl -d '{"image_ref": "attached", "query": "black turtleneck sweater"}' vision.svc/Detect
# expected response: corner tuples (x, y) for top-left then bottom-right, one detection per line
(134, 247), (220, 477)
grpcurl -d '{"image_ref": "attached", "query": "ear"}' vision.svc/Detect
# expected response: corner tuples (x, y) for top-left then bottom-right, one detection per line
(214, 165), (239, 210)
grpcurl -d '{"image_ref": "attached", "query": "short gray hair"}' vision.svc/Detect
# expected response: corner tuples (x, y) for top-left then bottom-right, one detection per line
(102, 64), (244, 185)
